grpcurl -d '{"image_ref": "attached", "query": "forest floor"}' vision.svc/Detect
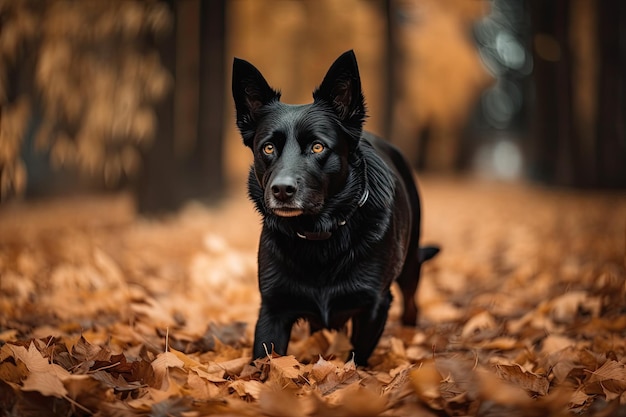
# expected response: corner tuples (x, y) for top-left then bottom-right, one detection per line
(0, 176), (625, 416)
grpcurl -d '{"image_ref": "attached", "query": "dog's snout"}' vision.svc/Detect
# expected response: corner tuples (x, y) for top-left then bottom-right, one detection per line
(270, 176), (297, 202)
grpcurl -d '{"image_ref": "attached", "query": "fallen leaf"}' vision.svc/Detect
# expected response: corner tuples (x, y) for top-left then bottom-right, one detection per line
(461, 311), (497, 339)
(206, 356), (251, 376)
(495, 363), (549, 396)
(270, 355), (302, 380)
(21, 371), (68, 398)
(152, 351), (185, 390)
(549, 291), (601, 323)
(329, 383), (387, 417)
(187, 372), (222, 399)
(409, 359), (443, 410)
(258, 387), (309, 417)
(10, 342), (58, 374)
(310, 356), (336, 383)
(585, 360), (626, 401)
(229, 379), (264, 400)
(476, 367), (533, 406)
(314, 357), (360, 396)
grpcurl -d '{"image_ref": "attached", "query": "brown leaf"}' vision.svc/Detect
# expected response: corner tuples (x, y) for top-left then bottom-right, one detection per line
(270, 355), (302, 380)
(187, 372), (222, 399)
(495, 364), (549, 396)
(313, 357), (360, 396)
(331, 383), (387, 417)
(90, 370), (144, 392)
(409, 359), (444, 410)
(21, 371), (68, 398)
(585, 360), (626, 401)
(549, 291), (601, 323)
(10, 342), (52, 374)
(461, 310), (497, 339)
(476, 368), (533, 407)
(587, 360), (626, 383)
(229, 379), (264, 400)
(569, 388), (591, 408)
(258, 388), (309, 417)
(9, 342), (72, 395)
(168, 347), (201, 369)
(310, 356), (336, 383)
(71, 334), (111, 363)
(206, 356), (251, 376)
(151, 351), (184, 390)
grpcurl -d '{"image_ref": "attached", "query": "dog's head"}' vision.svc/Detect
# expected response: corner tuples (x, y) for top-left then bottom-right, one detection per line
(232, 51), (366, 220)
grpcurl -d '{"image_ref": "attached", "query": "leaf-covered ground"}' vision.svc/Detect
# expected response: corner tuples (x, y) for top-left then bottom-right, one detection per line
(1, 177), (625, 416)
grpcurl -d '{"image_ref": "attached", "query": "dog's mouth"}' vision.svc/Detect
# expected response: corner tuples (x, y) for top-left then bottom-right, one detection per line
(272, 208), (304, 218)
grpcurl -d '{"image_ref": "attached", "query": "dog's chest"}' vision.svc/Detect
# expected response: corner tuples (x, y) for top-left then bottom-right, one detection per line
(261, 261), (382, 328)
(284, 285), (378, 329)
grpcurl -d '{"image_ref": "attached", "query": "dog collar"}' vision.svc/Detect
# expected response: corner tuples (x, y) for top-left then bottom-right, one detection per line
(296, 187), (369, 241)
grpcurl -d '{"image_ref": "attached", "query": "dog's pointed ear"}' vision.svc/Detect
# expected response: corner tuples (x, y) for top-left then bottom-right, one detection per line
(232, 58), (281, 147)
(313, 50), (366, 140)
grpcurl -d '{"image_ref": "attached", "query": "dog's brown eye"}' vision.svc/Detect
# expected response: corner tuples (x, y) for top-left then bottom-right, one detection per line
(263, 143), (275, 155)
(312, 143), (324, 154)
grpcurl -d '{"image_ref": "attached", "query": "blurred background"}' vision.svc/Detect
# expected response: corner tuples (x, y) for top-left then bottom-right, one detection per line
(0, 0), (624, 213)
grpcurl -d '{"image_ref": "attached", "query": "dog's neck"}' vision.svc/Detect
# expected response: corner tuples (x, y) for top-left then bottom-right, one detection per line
(295, 176), (369, 241)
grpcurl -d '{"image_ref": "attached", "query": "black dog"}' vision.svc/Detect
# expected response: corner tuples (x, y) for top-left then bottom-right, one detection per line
(232, 50), (438, 366)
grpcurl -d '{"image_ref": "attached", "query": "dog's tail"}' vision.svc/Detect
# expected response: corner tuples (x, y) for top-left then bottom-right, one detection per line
(418, 245), (440, 263)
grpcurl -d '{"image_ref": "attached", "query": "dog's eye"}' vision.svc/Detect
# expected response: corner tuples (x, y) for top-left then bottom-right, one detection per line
(311, 143), (324, 154)
(263, 143), (275, 155)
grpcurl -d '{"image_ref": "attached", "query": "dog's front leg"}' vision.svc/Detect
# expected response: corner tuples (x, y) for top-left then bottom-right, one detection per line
(350, 290), (392, 366)
(252, 303), (295, 359)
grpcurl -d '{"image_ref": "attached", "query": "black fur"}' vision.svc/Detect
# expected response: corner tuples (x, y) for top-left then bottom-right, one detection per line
(232, 50), (438, 366)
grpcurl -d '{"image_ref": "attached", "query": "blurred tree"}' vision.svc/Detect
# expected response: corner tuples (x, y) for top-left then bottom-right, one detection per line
(383, 0), (398, 142)
(528, 0), (626, 188)
(390, 0), (491, 171)
(595, 0), (626, 188)
(137, 0), (226, 213)
(0, 0), (227, 210)
(0, 0), (172, 201)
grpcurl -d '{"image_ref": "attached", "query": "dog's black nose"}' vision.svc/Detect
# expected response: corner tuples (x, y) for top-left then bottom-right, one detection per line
(270, 177), (297, 202)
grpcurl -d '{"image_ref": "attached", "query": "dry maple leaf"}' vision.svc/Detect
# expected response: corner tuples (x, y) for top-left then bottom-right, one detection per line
(70, 334), (112, 363)
(9, 342), (71, 398)
(21, 371), (68, 398)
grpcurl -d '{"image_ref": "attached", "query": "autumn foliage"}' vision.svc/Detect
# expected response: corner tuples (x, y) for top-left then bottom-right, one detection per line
(1, 178), (625, 415)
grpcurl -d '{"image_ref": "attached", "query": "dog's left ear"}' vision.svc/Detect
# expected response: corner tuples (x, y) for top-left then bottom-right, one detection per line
(313, 50), (366, 141)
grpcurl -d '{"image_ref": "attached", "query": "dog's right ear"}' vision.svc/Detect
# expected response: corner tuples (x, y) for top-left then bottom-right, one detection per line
(232, 58), (281, 147)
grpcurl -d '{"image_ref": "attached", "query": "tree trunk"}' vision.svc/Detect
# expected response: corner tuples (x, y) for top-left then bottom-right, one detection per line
(528, 0), (626, 188)
(137, 0), (227, 213)
(136, 0), (178, 213)
(195, 0), (226, 200)
(596, 1), (626, 187)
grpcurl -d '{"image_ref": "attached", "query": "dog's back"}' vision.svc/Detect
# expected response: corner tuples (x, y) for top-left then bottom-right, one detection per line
(363, 132), (438, 325)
